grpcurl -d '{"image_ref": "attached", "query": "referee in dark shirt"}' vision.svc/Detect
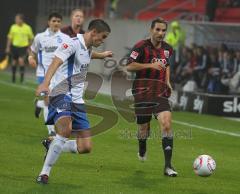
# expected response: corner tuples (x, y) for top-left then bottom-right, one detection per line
(127, 17), (177, 177)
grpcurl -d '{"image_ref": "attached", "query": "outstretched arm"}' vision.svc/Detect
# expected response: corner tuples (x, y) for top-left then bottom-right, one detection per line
(91, 50), (113, 59)
(126, 61), (165, 72)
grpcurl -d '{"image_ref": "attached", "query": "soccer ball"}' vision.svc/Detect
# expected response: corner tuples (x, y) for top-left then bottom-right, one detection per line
(193, 155), (216, 177)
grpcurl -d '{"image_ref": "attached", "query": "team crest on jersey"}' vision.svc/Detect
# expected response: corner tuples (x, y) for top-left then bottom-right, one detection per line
(62, 43), (69, 49)
(164, 50), (170, 58)
(130, 51), (139, 59)
(57, 36), (63, 43)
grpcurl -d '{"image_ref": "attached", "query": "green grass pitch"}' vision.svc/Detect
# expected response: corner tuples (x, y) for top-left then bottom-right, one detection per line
(0, 72), (240, 194)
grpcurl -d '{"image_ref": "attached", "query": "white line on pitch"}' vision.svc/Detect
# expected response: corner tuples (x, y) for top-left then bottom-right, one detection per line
(0, 80), (35, 91)
(87, 101), (240, 138)
(172, 120), (240, 137)
(1, 79), (239, 138)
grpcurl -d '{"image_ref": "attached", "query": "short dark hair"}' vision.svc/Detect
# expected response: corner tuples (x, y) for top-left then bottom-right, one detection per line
(151, 17), (168, 29)
(48, 12), (62, 21)
(88, 19), (111, 33)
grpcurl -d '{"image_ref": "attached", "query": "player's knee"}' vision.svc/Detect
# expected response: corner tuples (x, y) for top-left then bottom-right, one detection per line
(138, 125), (149, 139)
(78, 144), (92, 154)
(18, 58), (25, 65)
(161, 120), (171, 131)
(139, 124), (149, 132)
(83, 146), (92, 153)
(58, 129), (71, 138)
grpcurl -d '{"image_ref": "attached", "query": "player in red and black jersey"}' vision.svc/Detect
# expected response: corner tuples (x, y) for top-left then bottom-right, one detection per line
(61, 9), (85, 37)
(61, 8), (112, 59)
(127, 18), (177, 177)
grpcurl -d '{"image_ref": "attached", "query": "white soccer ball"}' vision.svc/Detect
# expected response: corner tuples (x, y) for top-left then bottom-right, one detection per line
(193, 155), (216, 177)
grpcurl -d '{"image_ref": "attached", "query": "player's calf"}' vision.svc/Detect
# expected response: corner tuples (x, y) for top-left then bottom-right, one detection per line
(137, 123), (150, 160)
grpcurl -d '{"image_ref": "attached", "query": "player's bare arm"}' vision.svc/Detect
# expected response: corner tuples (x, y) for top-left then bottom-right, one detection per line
(91, 50), (113, 59)
(36, 56), (63, 96)
(5, 37), (12, 54)
(166, 66), (172, 91)
(28, 50), (37, 68)
(126, 61), (165, 72)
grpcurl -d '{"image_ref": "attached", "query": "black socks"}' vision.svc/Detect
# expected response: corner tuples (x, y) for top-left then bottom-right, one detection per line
(162, 136), (173, 168)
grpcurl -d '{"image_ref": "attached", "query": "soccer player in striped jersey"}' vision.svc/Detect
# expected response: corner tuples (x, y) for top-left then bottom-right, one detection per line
(126, 17), (178, 177)
(35, 19), (111, 184)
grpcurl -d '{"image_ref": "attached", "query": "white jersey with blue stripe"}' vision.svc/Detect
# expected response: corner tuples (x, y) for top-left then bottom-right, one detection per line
(49, 34), (92, 104)
(31, 29), (69, 77)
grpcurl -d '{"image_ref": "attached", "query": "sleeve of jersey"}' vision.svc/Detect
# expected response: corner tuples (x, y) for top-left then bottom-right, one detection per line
(30, 35), (40, 53)
(127, 44), (144, 65)
(54, 39), (76, 62)
(7, 25), (14, 39)
(28, 26), (34, 40)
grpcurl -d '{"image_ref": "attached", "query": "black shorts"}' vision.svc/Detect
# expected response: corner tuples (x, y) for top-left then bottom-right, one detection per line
(134, 97), (171, 124)
(11, 46), (28, 60)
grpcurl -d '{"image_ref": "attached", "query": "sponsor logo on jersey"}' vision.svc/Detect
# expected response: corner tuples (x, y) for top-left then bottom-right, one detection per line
(62, 43), (69, 49)
(164, 50), (170, 58)
(151, 58), (167, 68)
(57, 36), (63, 43)
(44, 46), (58, 53)
(130, 51), (139, 59)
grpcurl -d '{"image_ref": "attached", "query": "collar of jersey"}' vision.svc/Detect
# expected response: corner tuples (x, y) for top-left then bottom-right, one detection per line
(77, 34), (88, 50)
(46, 28), (60, 36)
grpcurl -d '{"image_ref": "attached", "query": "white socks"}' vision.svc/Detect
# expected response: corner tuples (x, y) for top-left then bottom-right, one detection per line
(40, 134), (67, 176)
(43, 104), (55, 135)
(37, 100), (45, 108)
(62, 140), (78, 153)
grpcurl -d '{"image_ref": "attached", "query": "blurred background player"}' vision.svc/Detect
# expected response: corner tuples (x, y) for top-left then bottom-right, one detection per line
(28, 12), (69, 136)
(166, 20), (185, 76)
(61, 8), (113, 59)
(127, 18), (177, 177)
(5, 13), (34, 83)
(35, 19), (111, 184)
(61, 8), (85, 37)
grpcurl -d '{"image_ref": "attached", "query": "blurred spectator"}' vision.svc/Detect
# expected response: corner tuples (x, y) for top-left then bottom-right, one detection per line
(234, 50), (240, 71)
(175, 46), (189, 82)
(220, 0), (240, 7)
(166, 20), (186, 68)
(221, 70), (240, 93)
(109, 0), (119, 18)
(174, 44), (240, 94)
(221, 49), (237, 79)
(178, 48), (197, 85)
(193, 46), (209, 89)
(205, 0), (218, 21)
(221, 50), (240, 93)
(207, 49), (222, 93)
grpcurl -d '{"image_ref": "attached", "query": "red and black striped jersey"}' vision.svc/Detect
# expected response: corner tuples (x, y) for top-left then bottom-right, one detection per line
(127, 39), (173, 102)
(61, 25), (85, 38)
